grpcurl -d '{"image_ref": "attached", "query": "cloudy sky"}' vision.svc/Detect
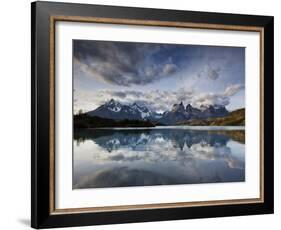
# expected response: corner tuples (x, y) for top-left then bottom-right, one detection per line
(73, 40), (245, 114)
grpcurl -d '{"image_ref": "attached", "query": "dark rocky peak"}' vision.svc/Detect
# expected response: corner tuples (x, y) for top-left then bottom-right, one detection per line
(106, 98), (119, 106)
(172, 101), (185, 112)
(186, 103), (194, 111)
(201, 104), (228, 118)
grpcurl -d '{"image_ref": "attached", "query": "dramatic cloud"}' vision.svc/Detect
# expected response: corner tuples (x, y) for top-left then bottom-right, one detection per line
(74, 40), (245, 111)
(74, 83), (244, 113)
(224, 84), (245, 97)
(74, 41), (179, 86)
(207, 66), (221, 80)
(191, 93), (230, 108)
(74, 87), (194, 113)
(191, 84), (244, 109)
(197, 65), (221, 80)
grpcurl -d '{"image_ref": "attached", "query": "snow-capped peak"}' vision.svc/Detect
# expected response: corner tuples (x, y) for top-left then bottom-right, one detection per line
(105, 99), (122, 112)
(131, 102), (151, 118)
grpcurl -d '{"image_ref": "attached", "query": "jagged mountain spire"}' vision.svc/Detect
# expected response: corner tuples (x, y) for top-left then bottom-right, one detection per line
(87, 99), (162, 121)
(87, 99), (228, 125)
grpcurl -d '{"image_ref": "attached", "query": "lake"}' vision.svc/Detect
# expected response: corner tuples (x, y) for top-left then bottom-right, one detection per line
(73, 126), (245, 189)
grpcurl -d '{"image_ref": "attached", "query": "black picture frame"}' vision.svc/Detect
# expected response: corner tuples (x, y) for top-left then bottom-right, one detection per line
(31, 1), (274, 228)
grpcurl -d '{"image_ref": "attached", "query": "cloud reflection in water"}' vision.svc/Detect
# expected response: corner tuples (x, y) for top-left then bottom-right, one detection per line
(73, 128), (245, 189)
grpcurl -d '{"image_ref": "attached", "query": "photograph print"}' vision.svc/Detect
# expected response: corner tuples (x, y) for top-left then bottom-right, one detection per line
(73, 40), (245, 189)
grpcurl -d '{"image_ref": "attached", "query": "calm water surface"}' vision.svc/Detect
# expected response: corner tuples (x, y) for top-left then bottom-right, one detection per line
(73, 126), (245, 189)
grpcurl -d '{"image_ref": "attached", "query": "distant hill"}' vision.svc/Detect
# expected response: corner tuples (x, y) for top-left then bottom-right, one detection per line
(210, 130), (245, 144)
(74, 114), (155, 129)
(178, 108), (245, 126)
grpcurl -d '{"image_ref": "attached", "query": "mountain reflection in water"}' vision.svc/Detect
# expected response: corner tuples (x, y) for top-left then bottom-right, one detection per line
(73, 127), (245, 189)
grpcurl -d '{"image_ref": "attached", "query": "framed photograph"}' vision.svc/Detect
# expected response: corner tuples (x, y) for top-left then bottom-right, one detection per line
(31, 1), (274, 228)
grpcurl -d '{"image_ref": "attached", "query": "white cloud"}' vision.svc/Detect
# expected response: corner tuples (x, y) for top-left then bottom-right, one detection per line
(76, 137), (243, 170)
(223, 84), (245, 97)
(191, 84), (244, 109)
(74, 87), (194, 113)
(74, 83), (244, 114)
(191, 93), (229, 109)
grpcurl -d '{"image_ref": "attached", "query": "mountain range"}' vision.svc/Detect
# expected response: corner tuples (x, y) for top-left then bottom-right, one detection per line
(86, 99), (229, 125)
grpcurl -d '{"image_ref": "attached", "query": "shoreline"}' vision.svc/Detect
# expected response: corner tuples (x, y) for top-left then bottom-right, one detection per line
(82, 125), (245, 131)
